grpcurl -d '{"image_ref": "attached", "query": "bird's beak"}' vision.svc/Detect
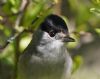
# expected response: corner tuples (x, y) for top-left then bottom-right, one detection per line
(63, 36), (75, 42)
(57, 32), (75, 42)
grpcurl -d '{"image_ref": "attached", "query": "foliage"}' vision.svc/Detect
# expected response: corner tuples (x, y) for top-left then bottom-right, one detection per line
(0, 0), (55, 79)
(0, 0), (100, 79)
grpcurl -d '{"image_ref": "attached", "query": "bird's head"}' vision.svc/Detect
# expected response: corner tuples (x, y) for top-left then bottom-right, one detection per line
(40, 14), (75, 43)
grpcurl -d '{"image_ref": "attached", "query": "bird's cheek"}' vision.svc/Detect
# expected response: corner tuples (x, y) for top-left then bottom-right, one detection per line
(55, 35), (62, 40)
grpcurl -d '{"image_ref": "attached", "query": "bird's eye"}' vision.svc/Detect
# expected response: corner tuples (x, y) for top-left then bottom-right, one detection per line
(49, 30), (56, 37)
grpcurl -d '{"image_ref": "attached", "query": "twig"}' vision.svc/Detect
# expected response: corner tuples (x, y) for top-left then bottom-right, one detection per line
(0, 29), (34, 52)
(15, 0), (29, 28)
(0, 30), (23, 51)
(0, 42), (9, 51)
(10, 1), (30, 79)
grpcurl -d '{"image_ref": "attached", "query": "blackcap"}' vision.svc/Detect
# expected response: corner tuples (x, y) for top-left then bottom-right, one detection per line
(17, 14), (75, 79)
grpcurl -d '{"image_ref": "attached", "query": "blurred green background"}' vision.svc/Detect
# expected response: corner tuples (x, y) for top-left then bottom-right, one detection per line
(0, 0), (100, 79)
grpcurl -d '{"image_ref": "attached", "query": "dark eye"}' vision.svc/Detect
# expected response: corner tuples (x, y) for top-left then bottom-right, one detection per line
(49, 30), (56, 37)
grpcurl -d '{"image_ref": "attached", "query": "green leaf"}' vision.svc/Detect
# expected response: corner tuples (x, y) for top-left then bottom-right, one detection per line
(0, 16), (3, 21)
(22, 2), (45, 27)
(0, 24), (4, 30)
(90, 8), (100, 17)
(31, 8), (52, 30)
(9, 0), (15, 6)
(95, 28), (100, 35)
(72, 55), (83, 73)
(20, 36), (31, 52)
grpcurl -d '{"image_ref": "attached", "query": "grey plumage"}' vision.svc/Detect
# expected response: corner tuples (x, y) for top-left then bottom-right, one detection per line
(17, 14), (74, 79)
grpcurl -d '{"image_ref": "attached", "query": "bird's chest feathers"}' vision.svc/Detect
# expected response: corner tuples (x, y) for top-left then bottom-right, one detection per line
(37, 40), (65, 62)
(37, 32), (64, 53)
(37, 39), (64, 53)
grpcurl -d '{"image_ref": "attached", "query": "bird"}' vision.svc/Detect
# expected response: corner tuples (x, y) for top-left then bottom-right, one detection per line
(17, 14), (75, 79)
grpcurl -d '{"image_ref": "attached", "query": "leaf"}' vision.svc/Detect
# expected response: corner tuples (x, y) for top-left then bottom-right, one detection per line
(9, 0), (15, 6)
(72, 55), (83, 73)
(90, 8), (100, 17)
(22, 2), (45, 27)
(95, 28), (100, 35)
(0, 16), (3, 21)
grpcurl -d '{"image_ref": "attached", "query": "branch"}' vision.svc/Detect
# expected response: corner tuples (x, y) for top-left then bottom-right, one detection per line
(0, 31), (24, 51)
(15, 0), (29, 28)
(0, 42), (9, 51)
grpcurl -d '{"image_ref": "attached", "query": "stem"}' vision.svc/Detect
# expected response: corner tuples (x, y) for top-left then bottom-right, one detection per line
(12, 36), (20, 79)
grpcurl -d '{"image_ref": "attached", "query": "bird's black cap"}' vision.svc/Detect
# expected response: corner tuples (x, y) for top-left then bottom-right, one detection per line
(40, 14), (68, 37)
(40, 14), (75, 42)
